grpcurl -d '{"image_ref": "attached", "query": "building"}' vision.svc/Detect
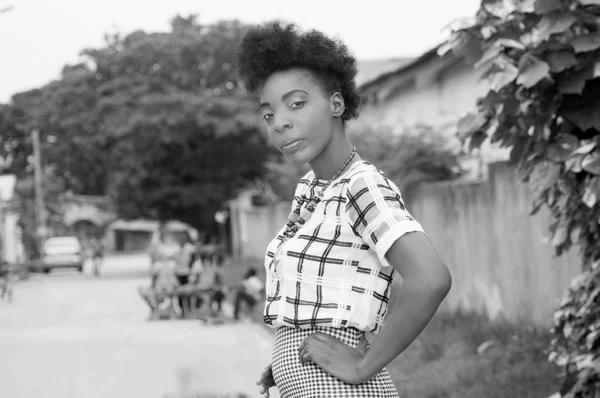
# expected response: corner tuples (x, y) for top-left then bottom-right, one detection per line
(59, 192), (117, 240)
(103, 219), (198, 252)
(356, 45), (510, 178)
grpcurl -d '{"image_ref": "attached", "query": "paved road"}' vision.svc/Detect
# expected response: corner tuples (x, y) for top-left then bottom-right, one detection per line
(0, 253), (279, 398)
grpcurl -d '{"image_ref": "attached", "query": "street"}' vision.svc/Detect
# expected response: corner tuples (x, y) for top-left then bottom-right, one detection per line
(0, 253), (278, 398)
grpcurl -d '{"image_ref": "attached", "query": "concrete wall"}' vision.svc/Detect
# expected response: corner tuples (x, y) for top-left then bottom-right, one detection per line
(230, 162), (580, 327)
(407, 162), (580, 326)
(228, 190), (290, 261)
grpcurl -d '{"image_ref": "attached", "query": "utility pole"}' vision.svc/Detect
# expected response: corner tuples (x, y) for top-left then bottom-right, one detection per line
(32, 129), (47, 249)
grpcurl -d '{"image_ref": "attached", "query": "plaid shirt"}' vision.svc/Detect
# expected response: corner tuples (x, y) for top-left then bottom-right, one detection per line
(263, 161), (424, 333)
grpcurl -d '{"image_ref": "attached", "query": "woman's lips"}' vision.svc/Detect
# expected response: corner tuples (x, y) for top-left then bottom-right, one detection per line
(281, 139), (303, 153)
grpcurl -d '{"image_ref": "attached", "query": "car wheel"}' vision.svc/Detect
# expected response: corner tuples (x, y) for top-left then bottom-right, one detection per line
(43, 267), (50, 274)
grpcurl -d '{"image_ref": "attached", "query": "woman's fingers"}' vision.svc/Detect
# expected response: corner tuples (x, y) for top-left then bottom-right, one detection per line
(300, 351), (312, 364)
(256, 364), (273, 385)
(358, 334), (369, 354)
(298, 332), (336, 364)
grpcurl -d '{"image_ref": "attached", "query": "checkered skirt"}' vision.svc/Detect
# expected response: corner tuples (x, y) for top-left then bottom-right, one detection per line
(272, 326), (400, 397)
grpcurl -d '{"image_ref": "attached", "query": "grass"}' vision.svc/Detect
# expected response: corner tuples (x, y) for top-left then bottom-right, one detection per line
(384, 310), (560, 398)
(221, 258), (561, 398)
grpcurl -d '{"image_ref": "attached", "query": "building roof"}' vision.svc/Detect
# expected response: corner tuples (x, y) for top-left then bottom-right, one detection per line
(355, 58), (415, 87)
(0, 174), (16, 202)
(357, 44), (450, 91)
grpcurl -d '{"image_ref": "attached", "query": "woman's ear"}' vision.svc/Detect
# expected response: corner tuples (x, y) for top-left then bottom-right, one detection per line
(330, 92), (345, 118)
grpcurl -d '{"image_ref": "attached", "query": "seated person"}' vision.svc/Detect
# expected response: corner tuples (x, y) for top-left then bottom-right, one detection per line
(175, 256), (219, 318)
(174, 256), (205, 317)
(233, 267), (264, 321)
(138, 258), (180, 320)
(173, 237), (198, 315)
(209, 257), (226, 317)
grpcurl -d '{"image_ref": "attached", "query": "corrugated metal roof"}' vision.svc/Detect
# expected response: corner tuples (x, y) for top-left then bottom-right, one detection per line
(356, 58), (415, 87)
(357, 44), (449, 91)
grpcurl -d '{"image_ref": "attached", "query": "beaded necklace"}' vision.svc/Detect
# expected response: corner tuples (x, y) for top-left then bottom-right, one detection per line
(271, 146), (358, 269)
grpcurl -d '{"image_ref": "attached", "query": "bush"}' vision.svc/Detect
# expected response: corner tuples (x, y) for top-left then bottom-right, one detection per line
(443, 1), (600, 396)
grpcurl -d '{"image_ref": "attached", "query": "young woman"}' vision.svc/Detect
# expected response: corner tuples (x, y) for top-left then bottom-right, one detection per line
(237, 23), (452, 397)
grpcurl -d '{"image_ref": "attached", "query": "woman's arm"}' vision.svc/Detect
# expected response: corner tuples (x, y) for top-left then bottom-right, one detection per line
(298, 172), (451, 384)
(355, 231), (452, 383)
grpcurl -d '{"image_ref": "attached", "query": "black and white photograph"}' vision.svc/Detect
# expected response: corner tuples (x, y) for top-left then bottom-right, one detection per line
(1, 1), (599, 397)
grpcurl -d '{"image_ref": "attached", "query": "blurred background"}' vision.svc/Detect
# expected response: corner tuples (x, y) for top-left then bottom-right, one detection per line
(0, 1), (591, 397)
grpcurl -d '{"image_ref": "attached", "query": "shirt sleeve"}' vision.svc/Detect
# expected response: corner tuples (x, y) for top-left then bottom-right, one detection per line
(345, 171), (425, 266)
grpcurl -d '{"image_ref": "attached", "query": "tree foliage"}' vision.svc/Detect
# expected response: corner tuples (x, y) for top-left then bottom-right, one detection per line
(263, 124), (463, 203)
(0, 15), (272, 233)
(444, 0), (600, 395)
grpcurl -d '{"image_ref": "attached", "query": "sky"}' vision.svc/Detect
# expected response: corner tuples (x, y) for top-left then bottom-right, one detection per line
(0, 0), (480, 103)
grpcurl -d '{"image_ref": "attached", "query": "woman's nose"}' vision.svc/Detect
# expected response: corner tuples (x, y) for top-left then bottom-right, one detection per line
(273, 115), (292, 133)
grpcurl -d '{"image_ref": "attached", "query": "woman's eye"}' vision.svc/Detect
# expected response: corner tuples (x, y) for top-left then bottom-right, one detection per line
(263, 112), (273, 121)
(290, 101), (305, 110)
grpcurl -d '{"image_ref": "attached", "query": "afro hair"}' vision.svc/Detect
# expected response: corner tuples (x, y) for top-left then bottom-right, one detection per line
(236, 22), (361, 122)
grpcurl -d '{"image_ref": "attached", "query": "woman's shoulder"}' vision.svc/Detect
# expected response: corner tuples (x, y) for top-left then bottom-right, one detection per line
(344, 161), (388, 186)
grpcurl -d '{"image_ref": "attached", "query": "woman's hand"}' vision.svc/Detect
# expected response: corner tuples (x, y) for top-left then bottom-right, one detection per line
(297, 332), (369, 385)
(256, 363), (276, 397)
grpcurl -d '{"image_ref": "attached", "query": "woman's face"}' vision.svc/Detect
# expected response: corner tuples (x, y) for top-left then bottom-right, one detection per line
(259, 68), (337, 165)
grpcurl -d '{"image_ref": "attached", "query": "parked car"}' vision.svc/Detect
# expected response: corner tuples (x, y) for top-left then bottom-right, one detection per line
(41, 237), (84, 273)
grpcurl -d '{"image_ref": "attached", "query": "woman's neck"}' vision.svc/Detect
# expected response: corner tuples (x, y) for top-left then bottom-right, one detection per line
(309, 128), (362, 180)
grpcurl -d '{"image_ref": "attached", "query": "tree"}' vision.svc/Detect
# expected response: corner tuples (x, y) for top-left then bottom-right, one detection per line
(263, 124), (463, 202)
(1, 15), (273, 233)
(87, 16), (271, 231)
(443, 1), (600, 395)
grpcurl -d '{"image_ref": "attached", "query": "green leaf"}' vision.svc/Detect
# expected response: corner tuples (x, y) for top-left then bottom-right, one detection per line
(475, 45), (503, 68)
(565, 154), (584, 173)
(532, 12), (578, 43)
(437, 38), (456, 57)
(571, 33), (600, 53)
(583, 152), (600, 175)
(534, 0), (563, 14)
(546, 51), (578, 73)
(561, 99), (600, 131)
(574, 142), (598, 155)
(483, 0), (514, 18)
(514, 0), (536, 13)
(495, 38), (526, 50)
(552, 218), (570, 247)
(481, 26), (497, 40)
(558, 65), (594, 94)
(457, 112), (488, 138)
(586, 330), (600, 351)
(547, 134), (580, 162)
(469, 132), (488, 151)
(583, 187), (598, 207)
(483, 60), (520, 91)
(530, 161), (562, 198)
(530, 193), (547, 215)
(510, 137), (529, 165)
(442, 16), (478, 33)
(443, 31), (484, 64)
(517, 56), (551, 88)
